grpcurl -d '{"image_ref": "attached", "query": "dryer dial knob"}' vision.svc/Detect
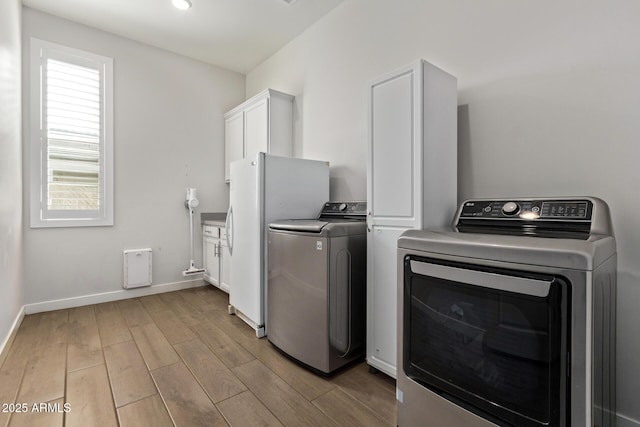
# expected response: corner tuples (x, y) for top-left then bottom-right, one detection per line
(339, 203), (347, 211)
(502, 202), (520, 215)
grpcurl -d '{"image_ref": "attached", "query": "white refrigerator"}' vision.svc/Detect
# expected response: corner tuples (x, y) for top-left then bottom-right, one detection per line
(226, 153), (329, 337)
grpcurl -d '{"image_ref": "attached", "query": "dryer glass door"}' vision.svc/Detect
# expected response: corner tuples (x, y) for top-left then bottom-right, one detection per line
(403, 256), (570, 427)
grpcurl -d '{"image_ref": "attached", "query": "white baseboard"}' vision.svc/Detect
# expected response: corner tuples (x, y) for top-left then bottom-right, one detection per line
(23, 279), (206, 315)
(0, 306), (25, 368)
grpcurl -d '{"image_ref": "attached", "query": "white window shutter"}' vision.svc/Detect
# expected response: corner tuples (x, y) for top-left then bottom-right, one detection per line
(45, 58), (101, 211)
(30, 38), (114, 228)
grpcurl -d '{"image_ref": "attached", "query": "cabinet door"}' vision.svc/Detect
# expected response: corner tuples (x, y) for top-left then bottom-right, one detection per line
(219, 238), (231, 293)
(366, 225), (407, 378)
(244, 98), (269, 160)
(203, 236), (220, 287)
(369, 67), (417, 225)
(224, 112), (244, 182)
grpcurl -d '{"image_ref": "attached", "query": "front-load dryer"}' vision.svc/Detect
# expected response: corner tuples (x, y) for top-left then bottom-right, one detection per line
(397, 197), (616, 427)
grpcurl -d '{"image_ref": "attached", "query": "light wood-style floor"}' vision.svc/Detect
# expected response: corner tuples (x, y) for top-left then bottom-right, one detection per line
(0, 286), (396, 426)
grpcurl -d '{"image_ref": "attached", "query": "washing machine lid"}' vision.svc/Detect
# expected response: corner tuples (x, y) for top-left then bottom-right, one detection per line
(269, 219), (328, 233)
(268, 201), (367, 236)
(268, 219), (367, 237)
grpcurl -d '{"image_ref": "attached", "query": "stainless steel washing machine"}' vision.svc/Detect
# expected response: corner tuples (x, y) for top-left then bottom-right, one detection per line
(267, 201), (366, 374)
(397, 197), (616, 427)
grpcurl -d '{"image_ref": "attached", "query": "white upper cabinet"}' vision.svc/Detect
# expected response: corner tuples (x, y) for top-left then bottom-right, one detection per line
(370, 70), (415, 219)
(224, 89), (294, 182)
(244, 97), (269, 161)
(224, 112), (244, 182)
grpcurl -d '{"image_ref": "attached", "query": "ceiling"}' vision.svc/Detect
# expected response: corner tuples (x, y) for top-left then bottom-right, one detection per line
(22, 0), (344, 74)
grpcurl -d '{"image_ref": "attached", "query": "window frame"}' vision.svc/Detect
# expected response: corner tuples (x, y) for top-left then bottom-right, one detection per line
(29, 38), (114, 228)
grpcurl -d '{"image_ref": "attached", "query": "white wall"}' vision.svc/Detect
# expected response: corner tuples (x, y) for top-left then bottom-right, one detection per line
(0, 0), (24, 358)
(22, 8), (245, 306)
(246, 0), (640, 424)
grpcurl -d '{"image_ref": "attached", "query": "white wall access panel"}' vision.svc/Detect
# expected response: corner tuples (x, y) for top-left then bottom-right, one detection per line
(123, 248), (152, 289)
(366, 59), (457, 378)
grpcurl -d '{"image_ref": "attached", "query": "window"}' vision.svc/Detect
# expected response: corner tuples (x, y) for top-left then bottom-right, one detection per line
(30, 38), (113, 227)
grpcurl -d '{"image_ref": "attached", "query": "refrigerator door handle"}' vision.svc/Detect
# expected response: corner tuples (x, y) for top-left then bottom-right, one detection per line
(225, 205), (234, 256)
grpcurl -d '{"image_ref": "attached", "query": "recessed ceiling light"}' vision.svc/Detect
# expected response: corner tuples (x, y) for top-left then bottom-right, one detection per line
(172, 0), (192, 10)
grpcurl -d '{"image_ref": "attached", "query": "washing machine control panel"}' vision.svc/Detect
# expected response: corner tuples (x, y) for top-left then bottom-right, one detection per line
(459, 199), (593, 221)
(320, 201), (367, 218)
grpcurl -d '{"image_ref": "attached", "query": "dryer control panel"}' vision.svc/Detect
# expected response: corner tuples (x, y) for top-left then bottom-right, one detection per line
(454, 198), (607, 238)
(459, 199), (593, 221)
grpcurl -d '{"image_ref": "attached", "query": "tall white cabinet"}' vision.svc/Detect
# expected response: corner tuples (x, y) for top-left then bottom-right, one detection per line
(224, 89), (294, 182)
(366, 60), (458, 378)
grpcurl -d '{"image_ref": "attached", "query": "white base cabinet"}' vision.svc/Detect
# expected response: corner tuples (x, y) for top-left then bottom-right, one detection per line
(203, 224), (230, 293)
(366, 59), (458, 379)
(224, 89), (294, 182)
(367, 225), (408, 376)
